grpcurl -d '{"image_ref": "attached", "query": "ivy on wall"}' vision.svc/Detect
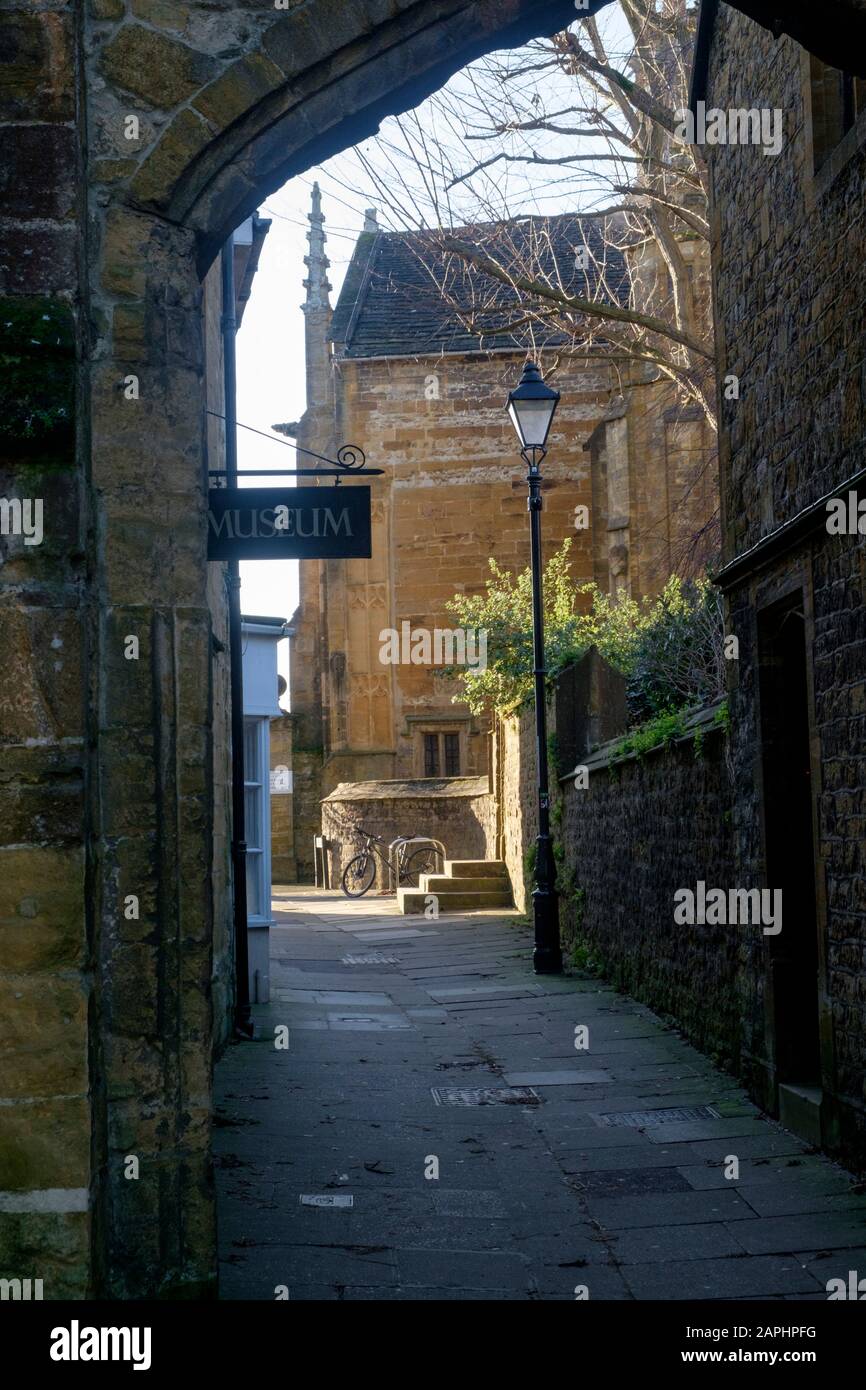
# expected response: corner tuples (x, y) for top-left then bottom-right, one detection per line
(0, 297), (75, 452)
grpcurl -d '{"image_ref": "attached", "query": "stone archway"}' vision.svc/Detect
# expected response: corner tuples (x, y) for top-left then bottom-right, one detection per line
(75, 0), (612, 1302)
(3, 0), (866, 1302)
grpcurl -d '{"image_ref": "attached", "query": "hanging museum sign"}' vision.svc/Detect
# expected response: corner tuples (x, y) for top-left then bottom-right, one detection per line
(207, 485), (372, 560)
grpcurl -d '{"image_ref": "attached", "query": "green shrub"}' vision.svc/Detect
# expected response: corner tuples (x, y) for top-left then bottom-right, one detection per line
(444, 540), (726, 722)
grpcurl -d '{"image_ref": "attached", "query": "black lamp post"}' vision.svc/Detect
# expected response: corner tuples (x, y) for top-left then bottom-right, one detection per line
(506, 360), (563, 976)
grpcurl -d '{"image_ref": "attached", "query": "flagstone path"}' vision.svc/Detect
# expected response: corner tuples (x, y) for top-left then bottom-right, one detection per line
(214, 889), (866, 1300)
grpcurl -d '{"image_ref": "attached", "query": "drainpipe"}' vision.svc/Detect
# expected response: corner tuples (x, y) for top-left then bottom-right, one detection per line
(221, 236), (253, 1037)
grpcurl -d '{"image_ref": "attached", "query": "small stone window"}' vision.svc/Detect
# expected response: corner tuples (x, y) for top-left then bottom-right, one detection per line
(810, 56), (866, 172)
(421, 730), (461, 777)
(423, 733), (439, 776)
(444, 732), (460, 777)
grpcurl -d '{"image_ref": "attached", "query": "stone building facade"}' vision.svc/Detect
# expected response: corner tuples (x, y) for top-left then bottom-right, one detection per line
(269, 711), (295, 884)
(0, 0), (862, 1301)
(289, 194), (717, 878)
(695, 0), (866, 1159)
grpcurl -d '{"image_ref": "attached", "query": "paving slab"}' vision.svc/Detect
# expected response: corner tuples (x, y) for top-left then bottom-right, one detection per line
(503, 1070), (612, 1086)
(608, 1220), (747, 1264)
(623, 1256), (822, 1301)
(729, 1212), (866, 1254)
(216, 888), (866, 1301)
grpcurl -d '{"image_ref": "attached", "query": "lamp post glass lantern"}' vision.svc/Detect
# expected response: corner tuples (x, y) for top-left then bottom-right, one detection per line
(507, 361), (560, 453)
(506, 360), (563, 975)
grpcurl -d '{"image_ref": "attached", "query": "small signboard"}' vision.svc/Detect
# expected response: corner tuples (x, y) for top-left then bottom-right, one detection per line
(269, 767), (293, 795)
(207, 486), (371, 561)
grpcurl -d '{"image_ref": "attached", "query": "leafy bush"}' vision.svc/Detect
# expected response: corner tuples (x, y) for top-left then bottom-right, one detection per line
(624, 576), (725, 723)
(445, 539), (726, 720)
(611, 709), (689, 762)
(445, 541), (585, 714)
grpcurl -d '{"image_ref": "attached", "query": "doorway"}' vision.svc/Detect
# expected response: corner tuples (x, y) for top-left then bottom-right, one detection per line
(757, 595), (821, 1091)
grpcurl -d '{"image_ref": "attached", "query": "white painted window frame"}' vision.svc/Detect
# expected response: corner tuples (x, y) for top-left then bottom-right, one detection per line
(244, 715), (272, 927)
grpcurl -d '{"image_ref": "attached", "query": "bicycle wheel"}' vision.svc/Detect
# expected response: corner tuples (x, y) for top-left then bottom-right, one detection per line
(399, 847), (439, 888)
(342, 853), (376, 898)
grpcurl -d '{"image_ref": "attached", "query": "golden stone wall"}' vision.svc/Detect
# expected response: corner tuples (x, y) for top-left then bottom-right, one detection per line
(289, 346), (607, 847)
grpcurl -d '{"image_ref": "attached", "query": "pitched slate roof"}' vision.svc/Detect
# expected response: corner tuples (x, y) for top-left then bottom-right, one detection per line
(330, 213), (630, 360)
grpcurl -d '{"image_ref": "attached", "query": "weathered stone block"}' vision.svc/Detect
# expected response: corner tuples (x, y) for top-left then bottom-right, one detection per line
(99, 497), (208, 608)
(0, 846), (85, 973)
(99, 24), (217, 109)
(100, 206), (153, 299)
(130, 0), (190, 31)
(0, 126), (76, 221)
(0, 604), (84, 742)
(0, 744), (84, 848)
(129, 107), (213, 208)
(101, 942), (160, 1039)
(98, 607), (155, 731)
(0, 1096), (90, 1192)
(89, 0), (125, 18)
(91, 157), (138, 185)
(111, 303), (147, 359)
(0, 11), (74, 122)
(262, 10), (334, 79)
(0, 974), (88, 1100)
(192, 51), (286, 129)
(0, 1210), (90, 1300)
(97, 732), (159, 835)
(0, 224), (78, 298)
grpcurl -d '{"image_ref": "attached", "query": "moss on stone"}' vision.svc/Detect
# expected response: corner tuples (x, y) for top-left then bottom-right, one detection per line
(0, 297), (75, 449)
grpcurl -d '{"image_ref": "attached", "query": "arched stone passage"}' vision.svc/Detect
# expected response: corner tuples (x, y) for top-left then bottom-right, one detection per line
(83, 0), (609, 1300)
(101, 0), (581, 269)
(95, 0), (866, 273)
(2, 0), (865, 1301)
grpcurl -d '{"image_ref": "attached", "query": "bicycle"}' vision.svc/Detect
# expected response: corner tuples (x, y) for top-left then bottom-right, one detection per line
(341, 827), (439, 898)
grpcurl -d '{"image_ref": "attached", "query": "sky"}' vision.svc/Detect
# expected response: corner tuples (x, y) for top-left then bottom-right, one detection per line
(233, 6), (634, 695)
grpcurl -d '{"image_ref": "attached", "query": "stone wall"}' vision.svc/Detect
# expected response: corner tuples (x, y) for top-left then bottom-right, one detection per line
(204, 259), (236, 1056)
(2, 0), (859, 1302)
(290, 344), (609, 865)
(499, 668), (741, 1077)
(321, 777), (491, 891)
(706, 7), (866, 1165)
(502, 625), (866, 1166)
(269, 712), (295, 883)
(559, 714), (739, 1068)
(499, 651), (630, 914)
(0, 0), (89, 1300)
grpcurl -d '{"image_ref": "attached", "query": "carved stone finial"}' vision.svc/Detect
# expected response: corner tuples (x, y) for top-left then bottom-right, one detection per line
(303, 181), (332, 312)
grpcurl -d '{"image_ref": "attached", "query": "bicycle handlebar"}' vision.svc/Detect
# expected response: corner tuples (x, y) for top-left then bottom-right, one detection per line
(357, 827), (418, 843)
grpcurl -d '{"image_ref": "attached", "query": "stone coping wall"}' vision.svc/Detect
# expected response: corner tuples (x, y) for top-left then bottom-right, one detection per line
(321, 777), (490, 891)
(500, 681), (740, 1069)
(557, 708), (739, 1067)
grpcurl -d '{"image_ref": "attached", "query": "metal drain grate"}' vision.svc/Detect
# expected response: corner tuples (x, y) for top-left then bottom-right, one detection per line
(341, 953), (401, 966)
(299, 1194), (354, 1209)
(592, 1104), (720, 1128)
(431, 1086), (541, 1107)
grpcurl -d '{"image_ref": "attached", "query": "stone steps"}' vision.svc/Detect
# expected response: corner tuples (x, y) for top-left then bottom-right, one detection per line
(443, 859), (507, 878)
(398, 888), (513, 914)
(398, 858), (513, 915)
(421, 874), (507, 894)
